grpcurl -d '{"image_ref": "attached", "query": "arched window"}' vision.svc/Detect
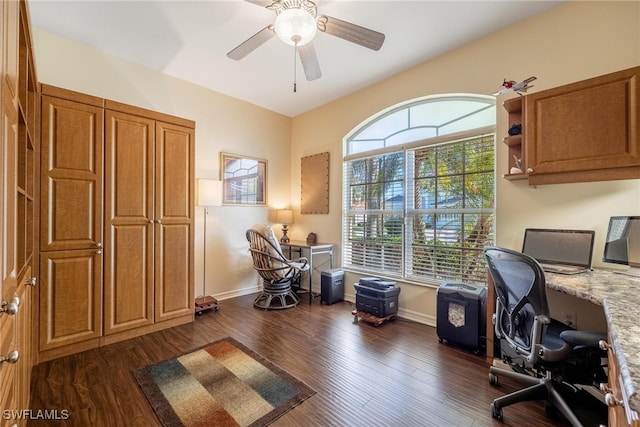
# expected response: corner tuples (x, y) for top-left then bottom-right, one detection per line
(343, 94), (496, 285)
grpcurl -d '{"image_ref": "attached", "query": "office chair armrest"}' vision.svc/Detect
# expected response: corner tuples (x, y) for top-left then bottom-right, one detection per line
(559, 330), (607, 348)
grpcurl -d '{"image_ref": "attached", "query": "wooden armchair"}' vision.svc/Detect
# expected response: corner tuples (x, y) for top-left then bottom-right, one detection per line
(246, 224), (309, 309)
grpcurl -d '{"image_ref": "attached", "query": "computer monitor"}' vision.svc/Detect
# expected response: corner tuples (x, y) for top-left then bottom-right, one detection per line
(603, 216), (640, 269)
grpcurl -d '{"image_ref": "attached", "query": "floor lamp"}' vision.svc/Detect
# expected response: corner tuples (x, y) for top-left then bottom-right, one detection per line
(195, 178), (222, 314)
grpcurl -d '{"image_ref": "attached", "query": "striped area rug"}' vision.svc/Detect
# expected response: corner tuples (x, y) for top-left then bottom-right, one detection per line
(133, 337), (316, 427)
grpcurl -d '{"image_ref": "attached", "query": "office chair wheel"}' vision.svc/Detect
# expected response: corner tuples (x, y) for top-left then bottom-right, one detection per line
(489, 372), (499, 386)
(491, 403), (503, 420)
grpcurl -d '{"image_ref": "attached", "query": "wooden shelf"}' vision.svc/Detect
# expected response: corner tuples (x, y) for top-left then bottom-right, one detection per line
(503, 96), (523, 113)
(502, 97), (525, 180)
(502, 134), (522, 146)
(502, 173), (528, 181)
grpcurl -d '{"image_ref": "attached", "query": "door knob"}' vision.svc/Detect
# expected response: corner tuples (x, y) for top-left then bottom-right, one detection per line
(0, 296), (20, 316)
(0, 350), (19, 364)
(25, 277), (37, 287)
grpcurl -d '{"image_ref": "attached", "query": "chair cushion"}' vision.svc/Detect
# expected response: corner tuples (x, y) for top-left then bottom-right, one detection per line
(249, 224), (286, 271)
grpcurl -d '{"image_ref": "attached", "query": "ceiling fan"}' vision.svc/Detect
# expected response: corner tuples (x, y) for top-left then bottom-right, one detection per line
(227, 0), (385, 86)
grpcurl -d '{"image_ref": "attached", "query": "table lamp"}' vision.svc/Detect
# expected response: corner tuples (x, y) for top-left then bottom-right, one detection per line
(276, 209), (293, 243)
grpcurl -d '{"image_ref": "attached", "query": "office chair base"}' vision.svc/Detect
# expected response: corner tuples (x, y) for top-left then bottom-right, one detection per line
(254, 280), (301, 310)
(489, 365), (585, 427)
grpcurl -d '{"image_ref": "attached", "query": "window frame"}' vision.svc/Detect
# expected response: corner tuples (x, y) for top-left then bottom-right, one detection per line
(342, 95), (496, 286)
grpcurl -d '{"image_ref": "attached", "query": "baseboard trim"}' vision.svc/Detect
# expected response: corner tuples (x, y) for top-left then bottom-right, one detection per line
(213, 285), (261, 301)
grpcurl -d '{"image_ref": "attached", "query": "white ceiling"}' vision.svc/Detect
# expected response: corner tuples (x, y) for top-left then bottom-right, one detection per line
(28, 0), (562, 117)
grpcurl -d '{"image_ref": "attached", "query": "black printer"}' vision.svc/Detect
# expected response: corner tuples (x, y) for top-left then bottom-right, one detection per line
(354, 277), (400, 317)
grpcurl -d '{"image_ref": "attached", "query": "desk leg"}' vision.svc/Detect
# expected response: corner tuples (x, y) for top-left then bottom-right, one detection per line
(308, 253), (313, 304)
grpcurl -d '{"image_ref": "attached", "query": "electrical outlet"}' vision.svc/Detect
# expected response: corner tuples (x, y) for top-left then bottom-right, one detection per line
(561, 311), (577, 328)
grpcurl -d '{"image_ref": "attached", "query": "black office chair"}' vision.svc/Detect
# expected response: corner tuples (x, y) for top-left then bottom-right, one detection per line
(483, 247), (607, 426)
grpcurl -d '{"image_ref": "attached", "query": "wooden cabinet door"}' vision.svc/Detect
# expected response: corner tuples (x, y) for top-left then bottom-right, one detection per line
(104, 110), (154, 334)
(0, 83), (19, 427)
(154, 122), (194, 322)
(40, 95), (103, 252)
(39, 249), (102, 352)
(525, 66), (640, 184)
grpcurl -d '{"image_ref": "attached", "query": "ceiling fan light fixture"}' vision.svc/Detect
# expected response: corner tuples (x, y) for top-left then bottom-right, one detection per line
(274, 8), (317, 46)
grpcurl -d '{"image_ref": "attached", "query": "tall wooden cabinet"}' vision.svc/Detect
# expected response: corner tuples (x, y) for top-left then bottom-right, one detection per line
(103, 107), (194, 337)
(38, 86), (194, 362)
(1, 0), (39, 423)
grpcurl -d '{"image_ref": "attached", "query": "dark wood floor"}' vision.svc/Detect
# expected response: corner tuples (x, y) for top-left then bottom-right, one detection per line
(29, 293), (606, 426)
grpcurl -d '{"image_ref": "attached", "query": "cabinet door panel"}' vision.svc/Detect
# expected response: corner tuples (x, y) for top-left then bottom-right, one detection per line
(156, 122), (193, 222)
(104, 224), (153, 334)
(2, 85), (17, 291)
(39, 250), (102, 351)
(155, 223), (192, 321)
(41, 96), (103, 251)
(526, 67), (640, 176)
(104, 110), (154, 334)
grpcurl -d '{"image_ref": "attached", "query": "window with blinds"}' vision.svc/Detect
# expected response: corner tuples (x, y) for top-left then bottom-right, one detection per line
(343, 95), (495, 285)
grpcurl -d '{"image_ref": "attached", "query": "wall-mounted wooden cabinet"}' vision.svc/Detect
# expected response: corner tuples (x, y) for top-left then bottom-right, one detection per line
(38, 86), (195, 362)
(502, 66), (640, 185)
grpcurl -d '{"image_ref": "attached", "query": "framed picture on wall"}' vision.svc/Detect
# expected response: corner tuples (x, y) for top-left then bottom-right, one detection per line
(220, 152), (267, 205)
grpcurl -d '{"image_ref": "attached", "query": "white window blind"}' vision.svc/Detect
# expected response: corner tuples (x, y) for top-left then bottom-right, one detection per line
(343, 133), (495, 284)
(405, 135), (495, 283)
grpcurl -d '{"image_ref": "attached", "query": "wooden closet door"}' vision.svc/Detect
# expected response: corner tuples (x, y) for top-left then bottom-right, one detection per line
(39, 91), (104, 360)
(154, 121), (194, 322)
(104, 110), (154, 334)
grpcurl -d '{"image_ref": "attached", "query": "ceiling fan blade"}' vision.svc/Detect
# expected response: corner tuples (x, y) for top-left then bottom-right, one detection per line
(298, 42), (322, 81)
(317, 15), (385, 51)
(227, 25), (275, 60)
(244, 0), (273, 7)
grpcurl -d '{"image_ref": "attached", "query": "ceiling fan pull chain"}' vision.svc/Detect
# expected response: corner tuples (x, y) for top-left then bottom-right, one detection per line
(293, 43), (298, 93)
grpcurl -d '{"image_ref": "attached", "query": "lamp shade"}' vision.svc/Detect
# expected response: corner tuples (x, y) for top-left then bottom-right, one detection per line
(275, 209), (294, 225)
(196, 179), (222, 207)
(274, 8), (317, 46)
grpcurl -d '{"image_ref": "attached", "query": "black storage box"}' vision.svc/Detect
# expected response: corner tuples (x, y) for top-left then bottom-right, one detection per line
(354, 279), (400, 317)
(436, 281), (486, 352)
(321, 269), (344, 304)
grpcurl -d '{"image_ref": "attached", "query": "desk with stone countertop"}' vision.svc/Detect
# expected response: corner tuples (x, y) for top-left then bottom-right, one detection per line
(486, 268), (640, 420)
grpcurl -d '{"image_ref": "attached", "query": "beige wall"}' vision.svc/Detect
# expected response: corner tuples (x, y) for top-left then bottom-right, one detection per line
(32, 1), (640, 325)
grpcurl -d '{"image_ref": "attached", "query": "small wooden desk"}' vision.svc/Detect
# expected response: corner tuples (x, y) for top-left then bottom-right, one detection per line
(280, 241), (334, 304)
